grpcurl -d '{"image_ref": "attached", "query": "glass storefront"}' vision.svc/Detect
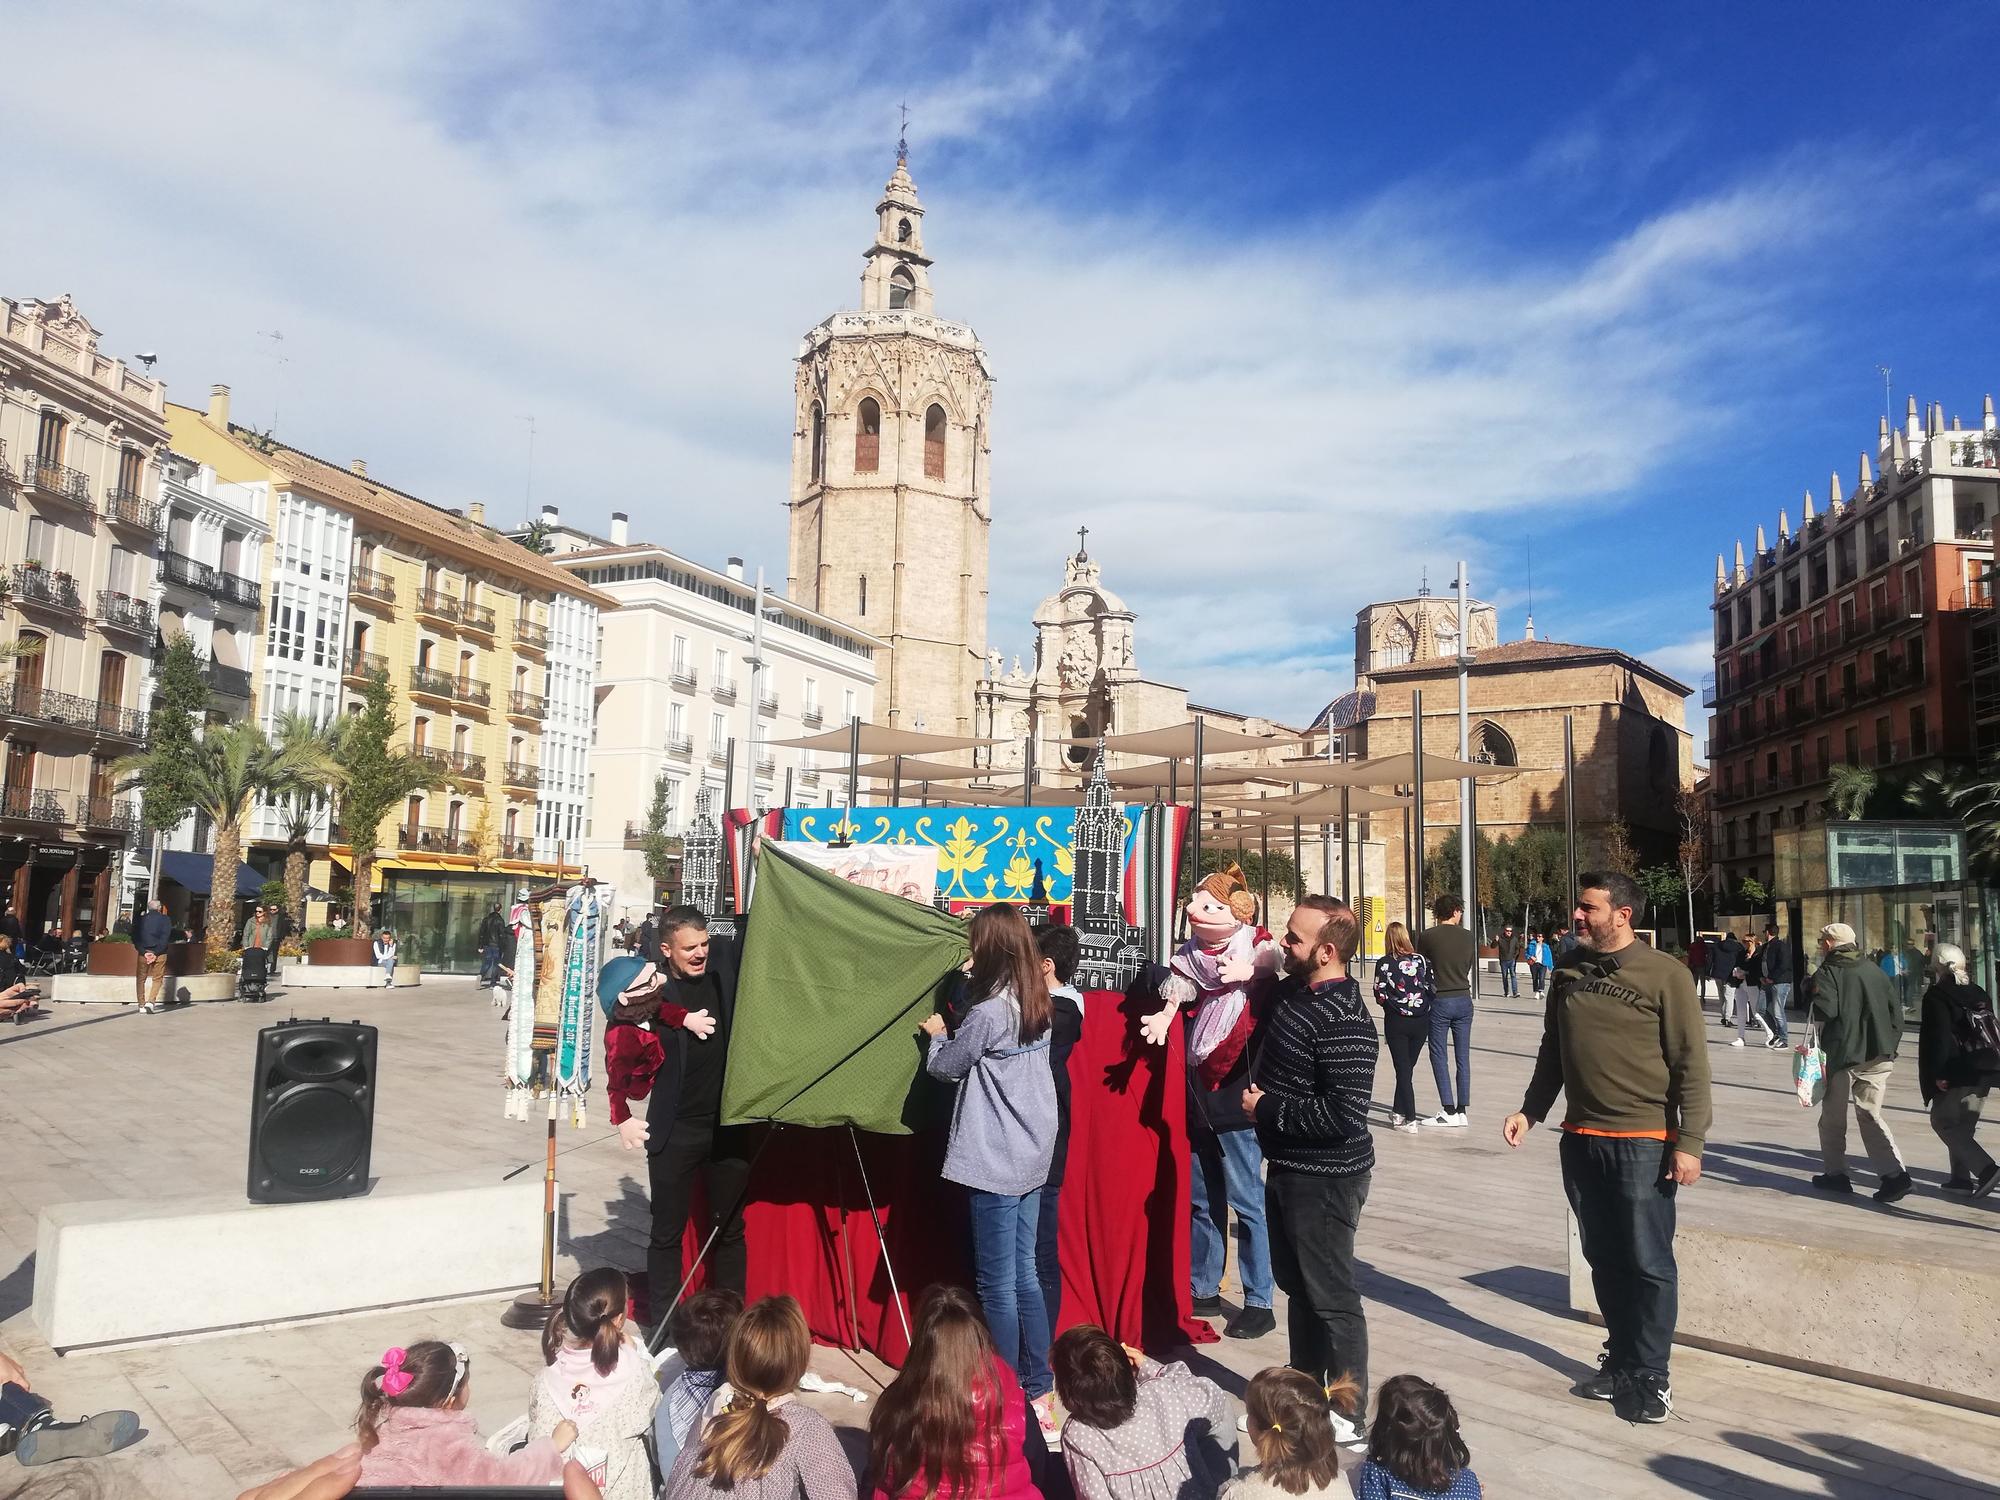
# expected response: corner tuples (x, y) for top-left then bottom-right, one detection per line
(379, 871), (520, 974)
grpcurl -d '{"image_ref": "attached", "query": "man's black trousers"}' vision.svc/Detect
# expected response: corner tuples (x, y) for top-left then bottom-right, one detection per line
(647, 1118), (752, 1315)
(1265, 1165), (1370, 1411)
(1561, 1131), (1679, 1383)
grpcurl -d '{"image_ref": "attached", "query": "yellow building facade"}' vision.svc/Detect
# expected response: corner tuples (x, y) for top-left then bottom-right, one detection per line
(165, 389), (610, 969)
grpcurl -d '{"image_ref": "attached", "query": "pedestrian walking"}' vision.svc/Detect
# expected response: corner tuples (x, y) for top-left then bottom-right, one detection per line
(1731, 935), (1774, 1047)
(1706, 931), (1744, 1026)
(1528, 932), (1553, 998)
(1243, 896), (1377, 1445)
(1415, 898), (1475, 1127)
(1495, 925), (1522, 999)
(1372, 922), (1434, 1133)
(1759, 924), (1793, 1048)
(477, 903), (508, 988)
(1503, 870), (1711, 1425)
(1809, 922), (1910, 1202)
(1685, 935), (1711, 1005)
(1916, 942), (2000, 1198)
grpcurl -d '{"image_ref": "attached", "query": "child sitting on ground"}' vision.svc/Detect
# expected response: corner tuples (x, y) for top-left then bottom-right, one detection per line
(868, 1284), (1045, 1500)
(662, 1295), (855, 1500)
(1354, 1375), (1481, 1500)
(655, 1287), (744, 1471)
(529, 1268), (660, 1500)
(1221, 1368), (1353, 1500)
(355, 1338), (576, 1487)
(1052, 1323), (1233, 1500)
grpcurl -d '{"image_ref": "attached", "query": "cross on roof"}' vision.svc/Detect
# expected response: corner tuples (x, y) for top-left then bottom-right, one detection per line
(1076, 524), (1089, 560)
(897, 101), (910, 165)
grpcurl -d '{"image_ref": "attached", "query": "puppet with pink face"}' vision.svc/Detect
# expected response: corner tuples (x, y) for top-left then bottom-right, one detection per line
(1139, 865), (1280, 1086)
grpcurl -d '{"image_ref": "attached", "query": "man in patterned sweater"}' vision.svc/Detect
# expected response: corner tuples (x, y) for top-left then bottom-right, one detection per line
(1242, 894), (1377, 1443)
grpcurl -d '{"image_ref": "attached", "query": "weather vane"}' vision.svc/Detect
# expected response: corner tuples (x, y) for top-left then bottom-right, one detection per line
(898, 100), (910, 165)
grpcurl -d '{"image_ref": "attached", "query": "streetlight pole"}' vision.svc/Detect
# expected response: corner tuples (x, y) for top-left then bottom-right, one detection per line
(744, 567), (767, 810)
(1457, 562), (1476, 992)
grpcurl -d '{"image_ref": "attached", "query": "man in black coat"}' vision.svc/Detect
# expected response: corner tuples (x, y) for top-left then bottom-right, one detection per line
(1707, 931), (1746, 1025)
(616, 905), (749, 1308)
(476, 903), (508, 988)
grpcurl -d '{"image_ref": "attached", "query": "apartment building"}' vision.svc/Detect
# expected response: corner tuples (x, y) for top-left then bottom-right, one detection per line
(525, 506), (879, 906)
(1707, 394), (2000, 896)
(0, 295), (166, 941)
(165, 390), (611, 969)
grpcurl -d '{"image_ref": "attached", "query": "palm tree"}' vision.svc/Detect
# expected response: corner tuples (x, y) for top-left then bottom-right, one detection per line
(1826, 762), (1877, 821)
(270, 709), (343, 930)
(1929, 763), (2000, 882)
(114, 720), (334, 954)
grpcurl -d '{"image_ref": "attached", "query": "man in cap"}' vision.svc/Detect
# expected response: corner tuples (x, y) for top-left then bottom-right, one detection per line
(1809, 921), (1910, 1202)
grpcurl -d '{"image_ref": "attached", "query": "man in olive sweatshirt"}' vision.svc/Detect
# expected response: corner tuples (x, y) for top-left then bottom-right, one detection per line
(1503, 870), (1711, 1427)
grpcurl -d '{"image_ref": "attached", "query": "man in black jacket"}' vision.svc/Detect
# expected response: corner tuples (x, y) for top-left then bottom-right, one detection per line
(476, 903), (508, 988)
(1707, 932), (1746, 1025)
(617, 905), (749, 1307)
(1033, 925), (1086, 1330)
(1758, 923), (1793, 1048)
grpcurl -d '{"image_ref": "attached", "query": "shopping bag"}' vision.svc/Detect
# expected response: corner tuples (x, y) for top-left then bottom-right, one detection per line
(1793, 1023), (1825, 1107)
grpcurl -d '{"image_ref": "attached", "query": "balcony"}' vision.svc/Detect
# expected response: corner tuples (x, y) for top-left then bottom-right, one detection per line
(10, 565), (85, 617)
(103, 487), (164, 534)
(502, 758), (540, 785)
(350, 567), (397, 607)
(416, 589), (463, 625)
(217, 571), (261, 610)
(708, 744), (729, 766)
(0, 785), (67, 825)
(670, 664), (697, 691)
(666, 733), (693, 757)
(397, 822), (476, 856)
(22, 455), (94, 516)
(508, 689), (546, 720)
(799, 767), (820, 786)
(0, 440), (10, 493)
(409, 666), (490, 707)
(758, 694), (778, 717)
(1699, 675), (1718, 710)
(498, 834), (536, 860)
(755, 755), (775, 777)
(514, 618), (550, 652)
(344, 649), (389, 682)
(413, 746), (486, 780)
(801, 705), (824, 728)
(79, 796), (142, 837)
(162, 551), (218, 592)
(207, 661), (253, 700)
(95, 591), (155, 637)
(713, 677), (737, 704)
(0, 679), (145, 739)
(459, 601), (496, 633)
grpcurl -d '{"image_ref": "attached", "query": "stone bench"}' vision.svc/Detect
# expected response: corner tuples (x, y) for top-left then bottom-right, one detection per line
(48, 972), (240, 1005)
(1568, 1210), (2000, 1415)
(33, 1170), (543, 1352)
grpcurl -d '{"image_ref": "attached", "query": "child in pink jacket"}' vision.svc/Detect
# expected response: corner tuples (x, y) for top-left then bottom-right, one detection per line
(356, 1338), (574, 1486)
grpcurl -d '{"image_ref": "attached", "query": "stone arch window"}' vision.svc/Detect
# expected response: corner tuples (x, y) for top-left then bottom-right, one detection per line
(924, 404), (946, 480)
(809, 402), (824, 482)
(889, 267), (915, 309)
(1472, 720), (1517, 766)
(1066, 715), (1094, 768)
(897, 216), (913, 244)
(1378, 619), (1415, 669)
(855, 397), (881, 472)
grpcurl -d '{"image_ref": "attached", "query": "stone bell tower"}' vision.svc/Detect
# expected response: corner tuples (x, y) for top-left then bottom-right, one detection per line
(785, 148), (993, 734)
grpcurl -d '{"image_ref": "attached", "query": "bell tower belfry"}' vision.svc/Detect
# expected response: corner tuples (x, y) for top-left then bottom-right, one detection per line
(786, 149), (993, 735)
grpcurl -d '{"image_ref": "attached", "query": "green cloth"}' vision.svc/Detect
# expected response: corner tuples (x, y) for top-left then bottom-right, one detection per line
(722, 840), (969, 1134)
(1811, 947), (1905, 1073)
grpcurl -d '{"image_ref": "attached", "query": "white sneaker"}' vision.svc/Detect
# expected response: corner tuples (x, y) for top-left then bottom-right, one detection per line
(1394, 1117), (1421, 1134)
(1428, 1112), (1468, 1129)
(1730, 1038), (1745, 1048)
(1329, 1410), (1366, 1448)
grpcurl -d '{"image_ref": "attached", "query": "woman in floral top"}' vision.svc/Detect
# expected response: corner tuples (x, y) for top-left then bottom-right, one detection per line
(1373, 922), (1435, 1133)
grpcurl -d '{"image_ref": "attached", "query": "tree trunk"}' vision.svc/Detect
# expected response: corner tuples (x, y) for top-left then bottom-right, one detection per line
(352, 846), (373, 939)
(284, 843), (308, 931)
(208, 818), (242, 955)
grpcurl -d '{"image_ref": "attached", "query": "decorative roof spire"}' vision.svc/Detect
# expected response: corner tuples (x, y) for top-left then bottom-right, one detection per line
(1858, 451), (1873, 488)
(1929, 401), (1943, 438)
(1879, 414), (1892, 452)
(1906, 394), (1921, 441)
(1805, 486), (1818, 521)
(1733, 539), (1746, 582)
(1779, 508), (1791, 540)
(1755, 523), (1768, 555)
(1715, 554), (1727, 591)
(1892, 428), (1908, 464)
(1986, 394), (1996, 434)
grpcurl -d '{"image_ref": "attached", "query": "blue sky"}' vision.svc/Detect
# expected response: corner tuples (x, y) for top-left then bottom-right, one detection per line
(8, 1), (1998, 737)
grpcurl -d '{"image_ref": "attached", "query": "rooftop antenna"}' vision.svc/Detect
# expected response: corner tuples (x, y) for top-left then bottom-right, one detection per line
(1876, 365), (1892, 432)
(1524, 538), (1536, 641)
(897, 100), (910, 165)
(520, 414), (537, 524)
(1418, 565), (1431, 597)
(257, 329), (288, 430)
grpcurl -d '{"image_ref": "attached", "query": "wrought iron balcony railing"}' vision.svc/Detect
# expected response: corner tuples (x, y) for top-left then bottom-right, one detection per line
(514, 619), (550, 651)
(103, 487), (164, 533)
(409, 666), (489, 706)
(670, 665), (697, 690)
(0, 785), (67, 824)
(79, 796), (142, 836)
(207, 662), (253, 699)
(502, 758), (540, 784)
(801, 705), (824, 727)
(23, 455), (93, 513)
(499, 834), (536, 860)
(412, 746), (486, 779)
(217, 571), (261, 609)
(345, 649), (388, 681)
(397, 822), (476, 855)
(416, 589), (462, 622)
(459, 601), (496, 632)
(508, 689), (546, 719)
(666, 734), (693, 757)
(713, 677), (738, 704)
(350, 567), (396, 605)
(0, 678), (146, 739)
(95, 591), (155, 636)
(162, 551), (217, 592)
(10, 565), (85, 615)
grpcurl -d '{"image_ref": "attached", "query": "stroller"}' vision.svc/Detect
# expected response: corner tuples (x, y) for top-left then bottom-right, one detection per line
(237, 946), (271, 1003)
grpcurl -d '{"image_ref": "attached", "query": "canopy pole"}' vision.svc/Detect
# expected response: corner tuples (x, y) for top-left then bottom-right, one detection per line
(1259, 817), (1270, 916)
(1564, 714), (1578, 905)
(1023, 732), (1035, 810)
(849, 1125), (914, 1345)
(847, 716), (861, 814)
(725, 735), (737, 815)
(1457, 561), (1476, 990)
(892, 754), (904, 809)
(1290, 780), (1302, 906)
(1339, 735), (1353, 910)
(783, 765), (795, 810)
(1411, 690), (1426, 932)
(1191, 716), (1206, 891)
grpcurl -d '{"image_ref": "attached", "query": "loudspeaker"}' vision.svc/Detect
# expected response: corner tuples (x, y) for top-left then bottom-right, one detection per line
(247, 1018), (377, 1203)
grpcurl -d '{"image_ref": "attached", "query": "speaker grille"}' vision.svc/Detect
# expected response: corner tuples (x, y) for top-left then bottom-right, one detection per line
(249, 1020), (377, 1203)
(256, 1087), (368, 1191)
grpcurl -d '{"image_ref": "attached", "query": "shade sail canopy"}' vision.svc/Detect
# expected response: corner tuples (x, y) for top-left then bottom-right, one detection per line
(849, 756), (992, 782)
(1271, 751), (1525, 787)
(1058, 722), (1298, 757)
(765, 722), (997, 754)
(1105, 759), (1286, 790)
(928, 785), (1090, 807)
(1209, 786), (1413, 817)
(159, 850), (263, 898)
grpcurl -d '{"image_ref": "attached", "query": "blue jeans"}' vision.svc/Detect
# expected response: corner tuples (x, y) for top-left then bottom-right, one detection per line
(1429, 993), (1473, 1114)
(479, 943), (500, 984)
(1499, 958), (1518, 996)
(1762, 982), (1791, 1044)
(1561, 1132), (1678, 1383)
(969, 1189), (1051, 1398)
(1190, 1126), (1274, 1309)
(1035, 1182), (1063, 1333)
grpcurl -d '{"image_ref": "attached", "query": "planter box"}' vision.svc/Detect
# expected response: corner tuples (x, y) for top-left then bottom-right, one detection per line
(307, 938), (376, 967)
(51, 972), (239, 1005)
(87, 940), (205, 977)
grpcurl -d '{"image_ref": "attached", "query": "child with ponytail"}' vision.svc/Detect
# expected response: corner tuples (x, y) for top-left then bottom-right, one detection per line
(354, 1339), (575, 1487)
(1222, 1368), (1352, 1500)
(663, 1294), (856, 1500)
(528, 1267), (660, 1500)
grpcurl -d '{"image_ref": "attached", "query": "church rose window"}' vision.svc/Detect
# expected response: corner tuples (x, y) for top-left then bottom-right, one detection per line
(856, 398), (881, 472)
(924, 404), (946, 480)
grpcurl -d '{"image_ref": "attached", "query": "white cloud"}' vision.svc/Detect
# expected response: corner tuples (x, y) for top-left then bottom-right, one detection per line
(1, 2), (1864, 725)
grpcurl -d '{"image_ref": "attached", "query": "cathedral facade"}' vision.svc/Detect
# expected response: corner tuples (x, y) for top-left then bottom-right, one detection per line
(785, 154), (991, 736)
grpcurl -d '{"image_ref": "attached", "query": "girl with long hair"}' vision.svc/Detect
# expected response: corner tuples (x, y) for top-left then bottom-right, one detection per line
(528, 1268), (659, 1500)
(919, 905), (1058, 1432)
(1222, 1367), (1353, 1500)
(354, 1339), (573, 1487)
(868, 1285), (1043, 1500)
(663, 1294), (856, 1500)
(1373, 922), (1435, 1133)
(1053, 1324), (1233, 1500)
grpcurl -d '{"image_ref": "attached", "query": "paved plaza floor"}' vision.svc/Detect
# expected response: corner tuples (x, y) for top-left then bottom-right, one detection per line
(2, 976), (1997, 1498)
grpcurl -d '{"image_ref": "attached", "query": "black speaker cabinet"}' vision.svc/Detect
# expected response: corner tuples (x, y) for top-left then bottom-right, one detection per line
(247, 1018), (377, 1203)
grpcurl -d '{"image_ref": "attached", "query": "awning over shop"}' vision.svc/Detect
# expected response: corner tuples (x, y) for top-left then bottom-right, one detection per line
(329, 852), (583, 893)
(159, 850), (264, 898)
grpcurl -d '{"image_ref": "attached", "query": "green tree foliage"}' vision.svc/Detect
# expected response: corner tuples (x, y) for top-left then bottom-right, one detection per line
(1490, 827), (1570, 930)
(1635, 864), (1685, 930)
(271, 708), (343, 928)
(518, 520), (556, 556)
(640, 771), (684, 895)
(1827, 763), (1877, 821)
(333, 670), (443, 937)
(1178, 845), (1302, 913)
(1423, 827), (1495, 920)
(136, 632), (211, 841)
(1592, 816), (1640, 878)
